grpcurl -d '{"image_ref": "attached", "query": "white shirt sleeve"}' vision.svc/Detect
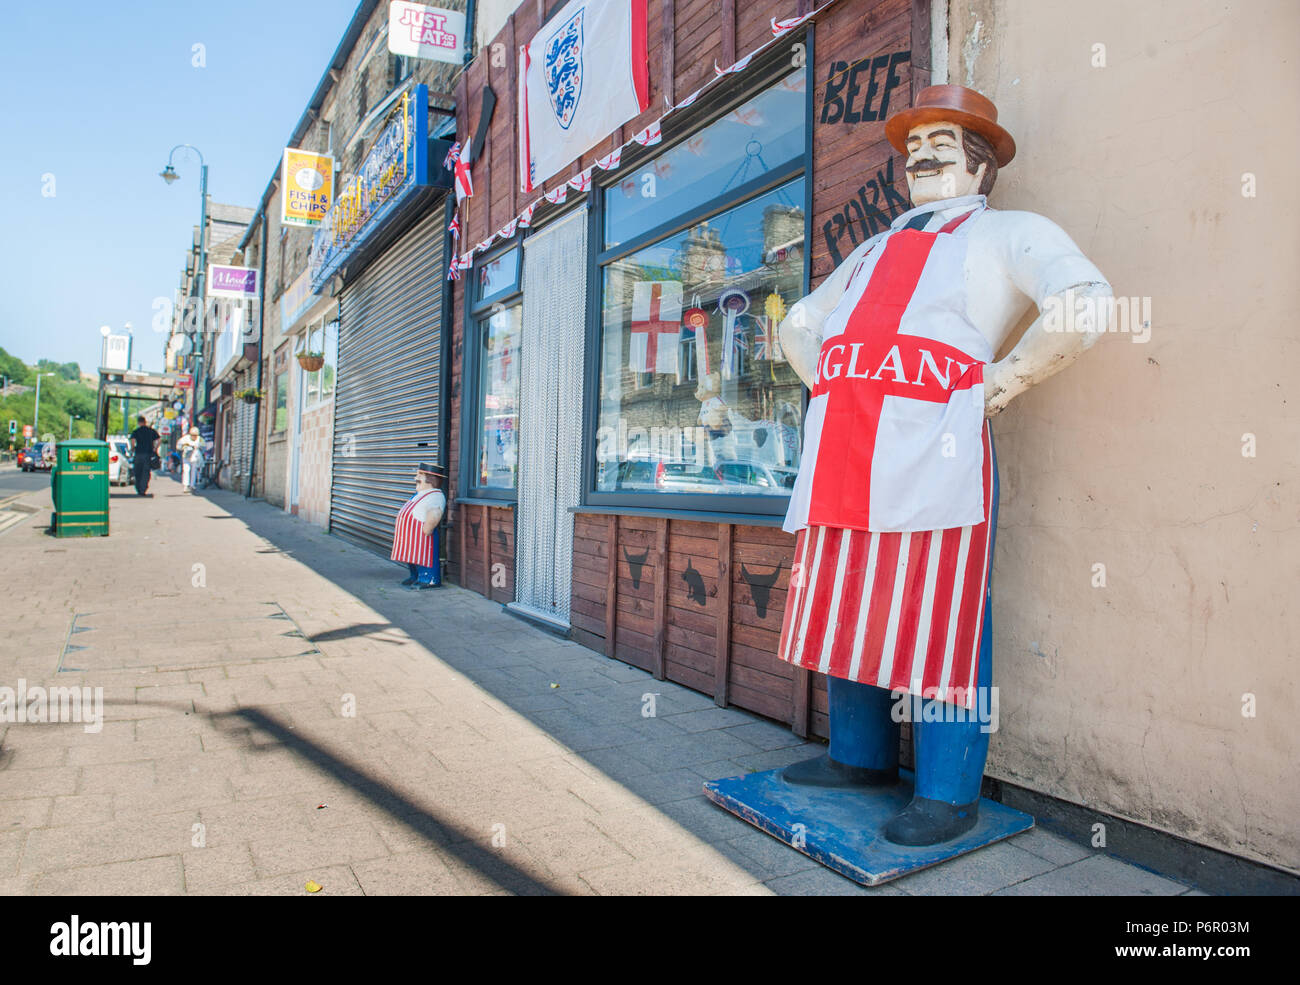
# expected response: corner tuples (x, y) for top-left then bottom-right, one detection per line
(411, 490), (446, 525)
(991, 210), (1110, 307)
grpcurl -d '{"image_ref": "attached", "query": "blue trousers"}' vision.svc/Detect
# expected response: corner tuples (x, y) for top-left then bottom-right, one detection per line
(826, 442), (999, 806)
(406, 564), (440, 585)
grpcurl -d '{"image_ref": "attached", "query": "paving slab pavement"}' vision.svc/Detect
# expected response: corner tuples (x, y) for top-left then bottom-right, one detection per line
(0, 466), (1198, 895)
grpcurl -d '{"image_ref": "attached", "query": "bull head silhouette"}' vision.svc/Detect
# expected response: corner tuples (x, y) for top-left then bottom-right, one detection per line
(623, 545), (650, 589)
(740, 561), (783, 619)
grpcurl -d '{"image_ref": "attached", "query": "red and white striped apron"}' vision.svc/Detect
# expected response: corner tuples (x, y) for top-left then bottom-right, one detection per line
(390, 490), (438, 568)
(778, 205), (994, 707)
(777, 425), (993, 708)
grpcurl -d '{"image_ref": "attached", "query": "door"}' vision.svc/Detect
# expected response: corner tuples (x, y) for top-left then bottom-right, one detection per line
(509, 208), (587, 630)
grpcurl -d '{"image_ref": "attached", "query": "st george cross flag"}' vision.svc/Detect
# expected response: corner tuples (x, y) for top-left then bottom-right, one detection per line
(518, 0), (650, 193)
(445, 141), (473, 203)
(629, 280), (682, 374)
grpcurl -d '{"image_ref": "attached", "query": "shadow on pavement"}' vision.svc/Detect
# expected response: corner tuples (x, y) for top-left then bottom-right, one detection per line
(194, 488), (830, 894)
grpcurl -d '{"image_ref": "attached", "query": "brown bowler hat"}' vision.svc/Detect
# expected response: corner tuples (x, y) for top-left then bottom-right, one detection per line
(885, 84), (1016, 167)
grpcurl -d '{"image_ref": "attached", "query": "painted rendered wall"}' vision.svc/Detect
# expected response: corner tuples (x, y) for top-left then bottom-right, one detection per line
(947, 0), (1299, 872)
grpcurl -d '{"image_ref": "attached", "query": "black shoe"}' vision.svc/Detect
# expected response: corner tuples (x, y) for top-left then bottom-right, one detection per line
(782, 753), (898, 789)
(413, 582), (438, 591)
(399, 577), (416, 586)
(883, 795), (980, 846)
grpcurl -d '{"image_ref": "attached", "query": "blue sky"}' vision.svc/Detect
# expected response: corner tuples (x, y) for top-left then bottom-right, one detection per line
(0, 0), (362, 374)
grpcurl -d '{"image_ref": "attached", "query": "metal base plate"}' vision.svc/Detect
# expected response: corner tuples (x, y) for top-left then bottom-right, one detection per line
(704, 767), (1034, 887)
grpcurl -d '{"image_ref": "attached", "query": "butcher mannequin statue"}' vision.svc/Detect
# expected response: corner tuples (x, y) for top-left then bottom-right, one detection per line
(390, 463), (446, 590)
(776, 85), (1112, 846)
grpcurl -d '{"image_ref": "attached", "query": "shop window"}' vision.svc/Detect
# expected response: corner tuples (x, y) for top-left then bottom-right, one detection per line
(300, 318), (338, 408)
(474, 304), (522, 491)
(464, 240), (523, 500)
(605, 70), (806, 249)
(591, 66), (809, 515)
(476, 245), (521, 306)
(272, 370), (289, 432)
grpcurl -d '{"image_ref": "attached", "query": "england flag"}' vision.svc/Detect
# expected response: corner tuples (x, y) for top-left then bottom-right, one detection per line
(629, 280), (682, 375)
(519, 0), (650, 193)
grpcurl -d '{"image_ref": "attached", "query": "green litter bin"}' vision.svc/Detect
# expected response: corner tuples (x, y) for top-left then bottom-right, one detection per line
(51, 439), (110, 537)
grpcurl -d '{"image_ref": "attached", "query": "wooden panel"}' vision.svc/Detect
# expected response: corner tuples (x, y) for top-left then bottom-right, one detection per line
(652, 518), (668, 680)
(481, 505), (491, 596)
(811, 0), (914, 280)
(660, 0), (675, 107)
(713, 524), (732, 707)
(721, 0), (736, 68)
(485, 504), (515, 603)
(910, 0), (932, 100)
(793, 667), (811, 737)
(605, 514), (618, 656)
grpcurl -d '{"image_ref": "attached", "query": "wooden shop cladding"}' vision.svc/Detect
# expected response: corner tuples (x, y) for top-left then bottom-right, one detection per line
(447, 0), (930, 739)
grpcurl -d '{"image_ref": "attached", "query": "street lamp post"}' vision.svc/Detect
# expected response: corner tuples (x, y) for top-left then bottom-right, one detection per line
(160, 145), (208, 419)
(33, 372), (55, 439)
(67, 415), (82, 438)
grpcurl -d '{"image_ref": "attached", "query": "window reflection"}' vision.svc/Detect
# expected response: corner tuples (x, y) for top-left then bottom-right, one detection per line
(596, 180), (805, 496)
(476, 304), (522, 490)
(605, 70), (806, 248)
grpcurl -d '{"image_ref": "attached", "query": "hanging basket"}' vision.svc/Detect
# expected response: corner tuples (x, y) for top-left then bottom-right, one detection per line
(235, 389), (262, 405)
(297, 353), (325, 372)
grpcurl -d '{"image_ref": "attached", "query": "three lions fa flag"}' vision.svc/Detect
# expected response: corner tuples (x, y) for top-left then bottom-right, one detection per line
(518, 0), (649, 194)
(282, 148), (334, 228)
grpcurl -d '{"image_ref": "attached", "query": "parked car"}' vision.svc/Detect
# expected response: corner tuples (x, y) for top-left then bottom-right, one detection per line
(714, 460), (799, 493)
(107, 440), (132, 486)
(15, 446), (31, 470)
(612, 459), (726, 494)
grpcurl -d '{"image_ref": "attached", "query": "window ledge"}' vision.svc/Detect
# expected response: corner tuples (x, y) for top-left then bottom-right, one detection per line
(570, 504), (788, 528)
(455, 496), (517, 508)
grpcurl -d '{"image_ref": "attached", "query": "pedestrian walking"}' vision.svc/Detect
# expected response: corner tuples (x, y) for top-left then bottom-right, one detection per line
(177, 426), (204, 492)
(128, 415), (160, 496)
(390, 463), (446, 589)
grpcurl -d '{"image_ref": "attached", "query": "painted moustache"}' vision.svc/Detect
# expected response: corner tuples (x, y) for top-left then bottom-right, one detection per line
(906, 158), (956, 175)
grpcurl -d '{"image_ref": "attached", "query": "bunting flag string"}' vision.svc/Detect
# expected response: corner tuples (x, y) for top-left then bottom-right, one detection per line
(595, 146), (623, 172)
(567, 167), (594, 192)
(452, 0), (841, 270)
(631, 121), (663, 146)
(713, 52), (755, 78)
(771, 11), (816, 36)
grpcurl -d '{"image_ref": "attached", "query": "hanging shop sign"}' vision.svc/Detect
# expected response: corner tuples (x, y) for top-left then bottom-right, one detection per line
(282, 148), (335, 228)
(388, 1), (466, 64)
(307, 84), (433, 292)
(280, 270), (313, 333)
(207, 264), (259, 299)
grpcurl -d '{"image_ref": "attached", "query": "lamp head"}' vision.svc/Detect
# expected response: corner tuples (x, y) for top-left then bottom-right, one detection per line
(159, 165), (179, 185)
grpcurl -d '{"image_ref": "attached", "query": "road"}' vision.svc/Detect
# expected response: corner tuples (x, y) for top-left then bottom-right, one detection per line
(0, 465), (49, 499)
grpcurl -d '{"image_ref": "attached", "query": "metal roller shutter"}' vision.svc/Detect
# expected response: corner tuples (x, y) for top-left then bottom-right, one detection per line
(330, 203), (446, 554)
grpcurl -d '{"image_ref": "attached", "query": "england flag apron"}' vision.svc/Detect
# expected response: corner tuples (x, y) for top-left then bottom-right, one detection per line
(778, 207), (995, 708)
